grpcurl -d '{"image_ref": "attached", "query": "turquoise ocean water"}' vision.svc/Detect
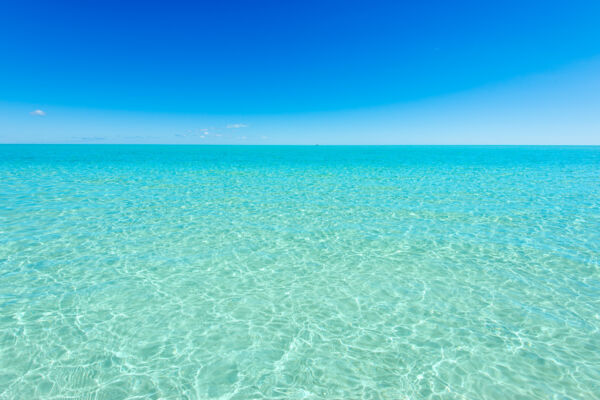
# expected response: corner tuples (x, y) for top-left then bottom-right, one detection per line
(1, 145), (599, 399)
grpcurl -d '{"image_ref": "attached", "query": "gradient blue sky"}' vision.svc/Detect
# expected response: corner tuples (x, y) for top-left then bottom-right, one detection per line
(1, 0), (599, 144)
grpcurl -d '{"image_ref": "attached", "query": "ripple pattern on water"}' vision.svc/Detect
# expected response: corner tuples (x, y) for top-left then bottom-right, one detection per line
(1, 145), (599, 399)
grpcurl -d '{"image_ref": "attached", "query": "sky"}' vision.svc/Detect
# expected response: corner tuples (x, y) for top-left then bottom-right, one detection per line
(1, 0), (599, 144)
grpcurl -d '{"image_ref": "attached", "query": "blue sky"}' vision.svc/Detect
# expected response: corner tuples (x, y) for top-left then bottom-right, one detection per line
(1, 0), (599, 144)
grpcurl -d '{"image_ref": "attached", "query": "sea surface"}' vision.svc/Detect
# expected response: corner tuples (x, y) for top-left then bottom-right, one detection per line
(1, 145), (599, 399)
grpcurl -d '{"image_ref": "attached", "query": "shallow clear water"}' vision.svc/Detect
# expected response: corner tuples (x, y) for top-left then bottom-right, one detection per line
(1, 145), (599, 399)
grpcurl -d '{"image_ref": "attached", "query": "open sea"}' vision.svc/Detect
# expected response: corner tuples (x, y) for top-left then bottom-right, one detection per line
(1, 145), (599, 399)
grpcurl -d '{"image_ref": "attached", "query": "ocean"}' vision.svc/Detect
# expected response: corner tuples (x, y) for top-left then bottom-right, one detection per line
(1, 145), (599, 399)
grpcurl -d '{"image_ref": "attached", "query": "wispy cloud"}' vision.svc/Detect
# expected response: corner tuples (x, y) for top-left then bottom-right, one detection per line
(226, 123), (248, 129)
(178, 128), (213, 137)
(30, 109), (46, 116)
(73, 137), (106, 142)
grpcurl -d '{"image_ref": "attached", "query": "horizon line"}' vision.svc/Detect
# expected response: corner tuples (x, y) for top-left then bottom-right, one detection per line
(2, 143), (600, 147)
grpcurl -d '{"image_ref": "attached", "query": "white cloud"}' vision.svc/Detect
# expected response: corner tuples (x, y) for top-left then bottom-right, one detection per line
(226, 123), (248, 129)
(261, 136), (268, 140)
(30, 109), (46, 116)
(178, 128), (213, 137)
